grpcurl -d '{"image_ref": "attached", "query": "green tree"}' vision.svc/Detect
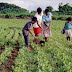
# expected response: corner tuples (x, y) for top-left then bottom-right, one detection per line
(0, 3), (29, 14)
(58, 3), (72, 15)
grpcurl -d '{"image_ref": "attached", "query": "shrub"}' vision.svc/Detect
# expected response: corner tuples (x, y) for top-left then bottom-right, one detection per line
(5, 14), (15, 19)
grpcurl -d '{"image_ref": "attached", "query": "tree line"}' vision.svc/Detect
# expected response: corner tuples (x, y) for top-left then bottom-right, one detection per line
(0, 3), (72, 20)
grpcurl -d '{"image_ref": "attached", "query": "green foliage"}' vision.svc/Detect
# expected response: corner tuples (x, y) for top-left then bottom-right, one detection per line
(51, 11), (59, 15)
(52, 15), (72, 20)
(5, 13), (15, 18)
(0, 3), (29, 14)
(0, 47), (13, 65)
(0, 19), (72, 72)
(58, 3), (72, 15)
(30, 11), (37, 16)
(0, 3), (72, 20)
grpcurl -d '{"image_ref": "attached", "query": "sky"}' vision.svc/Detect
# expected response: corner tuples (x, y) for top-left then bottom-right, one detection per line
(0, 0), (72, 12)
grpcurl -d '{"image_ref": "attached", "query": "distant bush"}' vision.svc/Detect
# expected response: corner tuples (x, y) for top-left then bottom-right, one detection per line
(0, 3), (72, 20)
(5, 14), (15, 19)
(52, 15), (72, 20)
(0, 13), (71, 20)
(0, 14), (5, 18)
(30, 11), (36, 16)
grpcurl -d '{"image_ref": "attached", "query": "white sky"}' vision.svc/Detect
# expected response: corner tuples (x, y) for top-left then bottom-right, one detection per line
(0, 0), (72, 12)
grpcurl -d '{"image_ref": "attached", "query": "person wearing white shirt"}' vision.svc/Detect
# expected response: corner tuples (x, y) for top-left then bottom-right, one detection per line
(33, 7), (43, 37)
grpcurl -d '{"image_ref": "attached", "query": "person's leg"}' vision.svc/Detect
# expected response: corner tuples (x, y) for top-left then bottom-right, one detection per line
(24, 36), (33, 51)
(66, 36), (71, 41)
(22, 30), (33, 51)
(66, 37), (69, 41)
(24, 36), (29, 47)
(69, 30), (71, 41)
(69, 37), (71, 41)
(45, 37), (47, 42)
(22, 30), (29, 46)
(35, 34), (38, 37)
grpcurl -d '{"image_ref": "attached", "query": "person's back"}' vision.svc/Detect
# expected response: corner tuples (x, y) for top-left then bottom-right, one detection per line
(43, 14), (51, 24)
(22, 21), (32, 31)
(65, 22), (71, 30)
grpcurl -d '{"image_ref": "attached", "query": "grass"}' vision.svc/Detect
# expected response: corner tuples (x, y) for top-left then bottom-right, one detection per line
(0, 18), (72, 72)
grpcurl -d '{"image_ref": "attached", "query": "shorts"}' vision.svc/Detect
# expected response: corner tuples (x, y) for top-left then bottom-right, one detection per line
(33, 27), (42, 34)
(65, 29), (72, 37)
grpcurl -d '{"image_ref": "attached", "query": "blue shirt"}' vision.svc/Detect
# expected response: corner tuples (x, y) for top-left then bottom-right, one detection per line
(65, 22), (72, 30)
(42, 13), (52, 24)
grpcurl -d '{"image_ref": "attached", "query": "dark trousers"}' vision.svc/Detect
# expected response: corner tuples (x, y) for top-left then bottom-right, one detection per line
(22, 29), (30, 47)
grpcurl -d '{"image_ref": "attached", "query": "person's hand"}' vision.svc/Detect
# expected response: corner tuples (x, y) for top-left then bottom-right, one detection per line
(46, 24), (49, 27)
(41, 28), (43, 31)
(34, 36), (37, 39)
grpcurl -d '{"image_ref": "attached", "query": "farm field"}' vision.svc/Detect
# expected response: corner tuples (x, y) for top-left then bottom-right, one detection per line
(0, 18), (72, 72)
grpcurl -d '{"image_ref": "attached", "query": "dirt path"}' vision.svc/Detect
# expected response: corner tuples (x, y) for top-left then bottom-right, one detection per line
(0, 41), (20, 72)
(0, 45), (5, 55)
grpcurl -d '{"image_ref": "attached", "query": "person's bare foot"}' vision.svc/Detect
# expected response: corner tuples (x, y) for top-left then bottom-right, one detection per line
(28, 47), (33, 51)
(28, 47), (34, 51)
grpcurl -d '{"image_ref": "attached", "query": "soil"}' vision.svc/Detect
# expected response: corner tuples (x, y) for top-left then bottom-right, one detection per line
(0, 41), (20, 72)
(0, 45), (5, 55)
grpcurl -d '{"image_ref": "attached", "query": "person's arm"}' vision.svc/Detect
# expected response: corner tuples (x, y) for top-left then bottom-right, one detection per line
(28, 29), (36, 38)
(41, 21), (43, 30)
(44, 22), (49, 27)
(49, 22), (51, 27)
(41, 21), (43, 27)
(49, 12), (53, 27)
(37, 21), (42, 29)
(70, 22), (72, 25)
(50, 18), (52, 27)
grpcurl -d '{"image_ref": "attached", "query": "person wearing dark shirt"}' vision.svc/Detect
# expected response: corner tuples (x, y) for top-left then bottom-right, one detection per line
(22, 17), (37, 51)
